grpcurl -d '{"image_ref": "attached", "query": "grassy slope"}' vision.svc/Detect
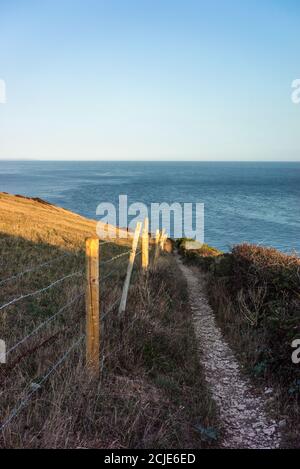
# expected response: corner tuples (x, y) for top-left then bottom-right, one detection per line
(0, 191), (132, 250)
(0, 193), (217, 448)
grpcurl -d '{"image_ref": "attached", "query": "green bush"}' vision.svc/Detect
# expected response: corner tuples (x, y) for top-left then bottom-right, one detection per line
(211, 244), (300, 392)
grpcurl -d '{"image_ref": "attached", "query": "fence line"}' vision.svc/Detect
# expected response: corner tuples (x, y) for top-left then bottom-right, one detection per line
(0, 270), (83, 312)
(100, 249), (131, 266)
(142, 217), (149, 271)
(154, 229), (161, 262)
(102, 295), (122, 320)
(99, 239), (126, 246)
(85, 238), (100, 376)
(0, 220), (168, 432)
(0, 253), (71, 287)
(118, 222), (142, 315)
(6, 292), (85, 355)
(0, 335), (84, 432)
(100, 257), (129, 282)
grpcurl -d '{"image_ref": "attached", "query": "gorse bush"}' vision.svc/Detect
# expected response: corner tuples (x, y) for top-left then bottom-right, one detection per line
(232, 244), (300, 295)
(176, 239), (222, 270)
(231, 245), (300, 387)
(210, 244), (300, 391)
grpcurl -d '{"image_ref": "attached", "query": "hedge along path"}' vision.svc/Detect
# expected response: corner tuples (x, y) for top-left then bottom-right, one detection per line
(176, 255), (281, 449)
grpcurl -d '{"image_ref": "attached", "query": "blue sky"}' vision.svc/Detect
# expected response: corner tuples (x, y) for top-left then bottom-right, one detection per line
(0, 0), (299, 161)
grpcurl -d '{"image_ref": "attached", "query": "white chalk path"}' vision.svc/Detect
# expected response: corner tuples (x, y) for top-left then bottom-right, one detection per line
(177, 257), (281, 449)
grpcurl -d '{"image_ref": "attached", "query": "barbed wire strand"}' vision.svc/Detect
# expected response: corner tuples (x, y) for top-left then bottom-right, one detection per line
(100, 258), (129, 282)
(0, 238), (141, 431)
(99, 240), (111, 246)
(99, 238), (133, 246)
(101, 246), (142, 283)
(0, 335), (84, 433)
(99, 240), (124, 246)
(100, 250), (131, 266)
(0, 253), (71, 286)
(6, 292), (85, 355)
(102, 295), (122, 320)
(0, 270), (83, 312)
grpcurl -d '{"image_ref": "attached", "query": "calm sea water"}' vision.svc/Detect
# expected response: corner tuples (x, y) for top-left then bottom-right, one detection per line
(0, 161), (299, 254)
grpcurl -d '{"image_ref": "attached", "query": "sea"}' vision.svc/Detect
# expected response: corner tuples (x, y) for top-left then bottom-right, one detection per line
(0, 160), (299, 254)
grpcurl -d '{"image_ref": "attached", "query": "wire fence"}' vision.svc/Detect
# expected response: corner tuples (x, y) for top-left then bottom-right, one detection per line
(0, 252), (71, 286)
(100, 258), (128, 282)
(0, 222), (166, 434)
(100, 249), (131, 266)
(102, 295), (122, 320)
(6, 292), (85, 356)
(0, 335), (84, 432)
(0, 270), (83, 312)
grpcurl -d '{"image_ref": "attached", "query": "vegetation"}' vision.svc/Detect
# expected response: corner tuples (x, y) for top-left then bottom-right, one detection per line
(0, 193), (216, 448)
(179, 240), (300, 447)
(176, 239), (222, 269)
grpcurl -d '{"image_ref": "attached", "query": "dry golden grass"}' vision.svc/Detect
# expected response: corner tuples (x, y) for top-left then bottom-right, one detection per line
(0, 193), (216, 448)
(0, 191), (134, 251)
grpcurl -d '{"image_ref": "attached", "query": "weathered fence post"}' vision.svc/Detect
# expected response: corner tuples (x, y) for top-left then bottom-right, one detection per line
(85, 238), (100, 377)
(154, 229), (161, 262)
(0, 339), (6, 364)
(160, 228), (166, 251)
(142, 217), (149, 271)
(118, 222), (142, 315)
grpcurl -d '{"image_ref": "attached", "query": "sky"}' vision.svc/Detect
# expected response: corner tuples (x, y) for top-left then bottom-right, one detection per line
(0, 0), (299, 161)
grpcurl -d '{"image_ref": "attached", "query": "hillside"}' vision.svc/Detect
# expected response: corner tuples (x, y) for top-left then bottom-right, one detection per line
(0, 191), (132, 250)
(0, 193), (216, 449)
(2, 193), (299, 448)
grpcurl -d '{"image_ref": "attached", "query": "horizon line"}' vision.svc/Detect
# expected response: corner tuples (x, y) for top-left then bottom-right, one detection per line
(0, 159), (300, 163)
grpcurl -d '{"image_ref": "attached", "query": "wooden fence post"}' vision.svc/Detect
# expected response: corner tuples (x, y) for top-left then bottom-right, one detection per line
(154, 229), (161, 262)
(85, 238), (100, 377)
(160, 229), (166, 251)
(142, 217), (149, 271)
(118, 222), (142, 315)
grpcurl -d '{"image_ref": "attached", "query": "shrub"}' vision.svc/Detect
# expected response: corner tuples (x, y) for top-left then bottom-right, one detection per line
(209, 244), (300, 392)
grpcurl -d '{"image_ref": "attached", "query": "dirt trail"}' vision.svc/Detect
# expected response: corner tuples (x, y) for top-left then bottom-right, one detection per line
(176, 256), (281, 449)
